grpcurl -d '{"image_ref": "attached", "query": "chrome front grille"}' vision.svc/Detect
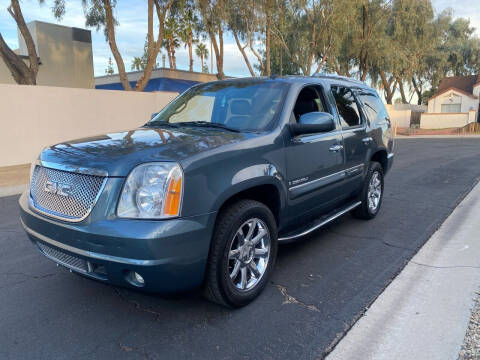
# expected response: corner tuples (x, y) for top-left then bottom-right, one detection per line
(30, 165), (106, 221)
(37, 242), (88, 273)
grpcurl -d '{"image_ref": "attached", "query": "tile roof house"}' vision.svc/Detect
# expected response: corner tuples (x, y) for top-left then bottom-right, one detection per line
(422, 75), (480, 129)
(428, 74), (480, 114)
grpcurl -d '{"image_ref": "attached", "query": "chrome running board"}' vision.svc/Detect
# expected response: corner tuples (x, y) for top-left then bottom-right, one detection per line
(278, 201), (362, 243)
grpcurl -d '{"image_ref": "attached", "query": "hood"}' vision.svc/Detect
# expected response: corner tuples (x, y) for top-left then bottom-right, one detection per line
(39, 126), (251, 176)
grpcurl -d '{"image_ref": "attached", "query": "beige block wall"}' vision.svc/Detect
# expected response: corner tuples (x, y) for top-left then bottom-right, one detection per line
(420, 112), (472, 129)
(385, 105), (411, 128)
(0, 84), (177, 167)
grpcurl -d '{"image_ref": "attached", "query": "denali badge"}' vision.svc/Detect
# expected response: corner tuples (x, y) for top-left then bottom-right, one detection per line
(44, 180), (73, 197)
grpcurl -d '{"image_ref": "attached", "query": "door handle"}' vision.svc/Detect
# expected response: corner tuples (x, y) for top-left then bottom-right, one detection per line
(329, 144), (344, 152)
(362, 137), (373, 144)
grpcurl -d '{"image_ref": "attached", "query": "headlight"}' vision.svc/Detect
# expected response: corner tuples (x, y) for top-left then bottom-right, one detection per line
(117, 162), (183, 219)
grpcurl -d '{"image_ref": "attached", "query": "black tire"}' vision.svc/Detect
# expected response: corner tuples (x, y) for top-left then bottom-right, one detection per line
(204, 199), (278, 308)
(352, 161), (384, 220)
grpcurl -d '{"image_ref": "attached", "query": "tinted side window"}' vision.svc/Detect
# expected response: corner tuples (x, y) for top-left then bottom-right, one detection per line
(331, 86), (362, 128)
(292, 86), (327, 121)
(357, 91), (389, 123)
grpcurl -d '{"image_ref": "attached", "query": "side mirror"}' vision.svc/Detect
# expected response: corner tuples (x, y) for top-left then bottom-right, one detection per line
(290, 112), (336, 136)
(151, 112), (159, 120)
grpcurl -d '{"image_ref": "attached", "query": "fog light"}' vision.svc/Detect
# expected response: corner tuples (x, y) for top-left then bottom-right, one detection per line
(134, 272), (144, 285)
(126, 271), (145, 287)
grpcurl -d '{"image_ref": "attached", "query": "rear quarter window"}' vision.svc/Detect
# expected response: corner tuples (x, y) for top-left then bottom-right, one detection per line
(357, 91), (389, 124)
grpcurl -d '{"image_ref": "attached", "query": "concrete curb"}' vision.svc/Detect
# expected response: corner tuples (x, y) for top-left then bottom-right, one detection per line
(0, 184), (27, 198)
(395, 134), (480, 139)
(327, 182), (480, 360)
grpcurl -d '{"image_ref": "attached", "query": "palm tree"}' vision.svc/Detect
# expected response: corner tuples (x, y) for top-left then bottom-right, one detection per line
(195, 43), (209, 73)
(178, 8), (198, 72)
(131, 57), (144, 71)
(164, 17), (180, 69)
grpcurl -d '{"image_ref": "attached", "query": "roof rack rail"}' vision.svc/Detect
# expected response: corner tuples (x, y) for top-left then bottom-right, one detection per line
(311, 72), (365, 85)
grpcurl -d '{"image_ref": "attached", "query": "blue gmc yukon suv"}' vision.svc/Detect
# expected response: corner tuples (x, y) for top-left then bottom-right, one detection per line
(19, 75), (394, 307)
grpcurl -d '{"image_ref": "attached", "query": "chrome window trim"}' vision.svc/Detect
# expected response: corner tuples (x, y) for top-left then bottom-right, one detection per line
(341, 125), (367, 133)
(291, 125), (367, 143)
(292, 131), (342, 143)
(29, 164), (108, 223)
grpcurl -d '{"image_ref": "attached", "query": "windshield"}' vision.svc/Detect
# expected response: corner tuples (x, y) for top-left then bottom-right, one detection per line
(148, 80), (289, 132)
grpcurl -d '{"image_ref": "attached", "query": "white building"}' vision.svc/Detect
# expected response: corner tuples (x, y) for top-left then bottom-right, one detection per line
(421, 75), (480, 129)
(0, 21), (94, 88)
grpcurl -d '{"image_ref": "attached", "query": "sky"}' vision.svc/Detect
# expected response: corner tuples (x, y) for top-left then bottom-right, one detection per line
(0, 0), (479, 78)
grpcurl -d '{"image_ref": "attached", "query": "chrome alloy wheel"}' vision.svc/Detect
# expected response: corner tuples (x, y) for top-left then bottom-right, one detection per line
(228, 218), (271, 291)
(368, 171), (382, 212)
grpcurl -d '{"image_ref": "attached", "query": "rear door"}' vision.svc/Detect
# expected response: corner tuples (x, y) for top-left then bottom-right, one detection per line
(330, 86), (370, 189)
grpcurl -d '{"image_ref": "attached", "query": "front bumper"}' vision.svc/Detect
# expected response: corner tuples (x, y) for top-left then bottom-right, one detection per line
(19, 191), (216, 292)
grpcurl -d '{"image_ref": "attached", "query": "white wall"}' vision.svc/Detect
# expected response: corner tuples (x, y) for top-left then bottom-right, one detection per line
(420, 112), (475, 129)
(428, 89), (479, 113)
(1, 84), (177, 167)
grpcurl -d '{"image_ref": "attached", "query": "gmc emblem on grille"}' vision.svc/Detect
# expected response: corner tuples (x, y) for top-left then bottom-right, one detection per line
(44, 180), (73, 197)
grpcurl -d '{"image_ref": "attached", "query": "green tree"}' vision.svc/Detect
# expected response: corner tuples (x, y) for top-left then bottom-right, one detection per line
(272, 0), (337, 76)
(326, 0), (391, 82)
(197, 0), (228, 79)
(227, 0), (258, 76)
(106, 56), (115, 74)
(412, 10), (480, 103)
(131, 37), (161, 71)
(82, 0), (173, 91)
(385, 0), (435, 104)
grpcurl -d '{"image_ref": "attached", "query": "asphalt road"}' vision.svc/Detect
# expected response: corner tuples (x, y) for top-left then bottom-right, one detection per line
(1, 138), (480, 360)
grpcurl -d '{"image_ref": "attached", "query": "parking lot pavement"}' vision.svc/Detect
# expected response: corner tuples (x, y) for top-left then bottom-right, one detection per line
(1, 138), (480, 360)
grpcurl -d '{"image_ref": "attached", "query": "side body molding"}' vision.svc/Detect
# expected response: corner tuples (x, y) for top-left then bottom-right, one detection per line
(288, 164), (365, 199)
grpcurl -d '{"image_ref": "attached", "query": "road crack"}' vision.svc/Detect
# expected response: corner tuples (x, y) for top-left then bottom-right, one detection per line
(113, 287), (162, 320)
(118, 338), (156, 360)
(410, 261), (480, 269)
(327, 229), (415, 251)
(1, 272), (56, 279)
(273, 283), (320, 312)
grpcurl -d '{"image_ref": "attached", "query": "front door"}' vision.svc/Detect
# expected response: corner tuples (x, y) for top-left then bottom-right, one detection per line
(286, 85), (345, 223)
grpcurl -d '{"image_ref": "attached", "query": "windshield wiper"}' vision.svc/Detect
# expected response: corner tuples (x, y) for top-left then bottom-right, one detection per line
(180, 121), (241, 133)
(145, 121), (179, 128)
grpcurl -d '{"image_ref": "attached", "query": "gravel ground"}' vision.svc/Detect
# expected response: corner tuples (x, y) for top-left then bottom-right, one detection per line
(459, 291), (480, 360)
